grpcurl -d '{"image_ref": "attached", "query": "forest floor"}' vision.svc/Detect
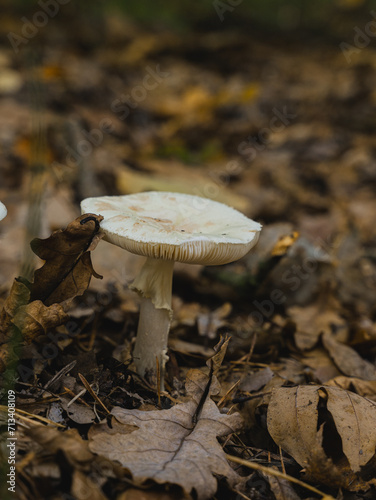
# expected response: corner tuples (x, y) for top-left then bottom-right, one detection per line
(1, 8), (376, 500)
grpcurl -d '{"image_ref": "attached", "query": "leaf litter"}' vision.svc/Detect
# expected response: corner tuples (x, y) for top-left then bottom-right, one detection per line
(89, 369), (244, 500)
(1, 7), (376, 500)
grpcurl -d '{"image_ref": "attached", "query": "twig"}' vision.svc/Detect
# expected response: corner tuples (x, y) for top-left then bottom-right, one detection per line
(64, 387), (88, 407)
(218, 379), (241, 408)
(78, 373), (110, 414)
(226, 454), (335, 500)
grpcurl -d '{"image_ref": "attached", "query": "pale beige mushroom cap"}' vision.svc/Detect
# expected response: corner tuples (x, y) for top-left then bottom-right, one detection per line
(0, 202), (7, 221)
(81, 192), (262, 265)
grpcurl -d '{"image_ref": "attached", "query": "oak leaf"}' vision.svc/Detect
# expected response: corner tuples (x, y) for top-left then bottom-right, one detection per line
(88, 369), (244, 500)
(28, 213), (103, 306)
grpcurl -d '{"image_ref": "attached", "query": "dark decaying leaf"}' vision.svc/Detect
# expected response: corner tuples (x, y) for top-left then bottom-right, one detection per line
(88, 369), (244, 500)
(29, 213), (103, 306)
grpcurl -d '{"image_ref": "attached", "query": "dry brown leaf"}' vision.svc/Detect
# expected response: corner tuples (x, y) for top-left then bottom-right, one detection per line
(267, 386), (320, 468)
(25, 425), (94, 466)
(322, 386), (376, 472)
(71, 470), (108, 500)
(60, 396), (97, 424)
(322, 332), (376, 380)
(265, 469), (302, 500)
(0, 279), (30, 337)
(0, 280), (68, 370)
(270, 231), (299, 257)
(28, 213), (104, 306)
(302, 426), (366, 491)
(0, 214), (104, 372)
(239, 367), (274, 393)
(298, 347), (341, 383)
(88, 369), (244, 500)
(12, 301), (68, 344)
(288, 299), (348, 351)
(267, 385), (376, 490)
(325, 376), (376, 401)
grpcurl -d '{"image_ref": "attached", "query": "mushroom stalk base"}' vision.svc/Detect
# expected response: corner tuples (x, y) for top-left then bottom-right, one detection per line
(133, 297), (170, 390)
(131, 258), (174, 390)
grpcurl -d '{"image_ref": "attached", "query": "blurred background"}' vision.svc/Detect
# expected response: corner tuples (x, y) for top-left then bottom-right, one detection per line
(0, 0), (376, 315)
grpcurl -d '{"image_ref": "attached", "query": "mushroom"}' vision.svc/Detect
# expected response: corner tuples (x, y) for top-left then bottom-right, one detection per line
(0, 202), (7, 221)
(81, 192), (262, 389)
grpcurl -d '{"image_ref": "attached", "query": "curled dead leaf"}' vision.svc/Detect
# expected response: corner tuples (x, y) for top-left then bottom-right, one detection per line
(12, 301), (68, 344)
(29, 213), (104, 306)
(0, 214), (104, 373)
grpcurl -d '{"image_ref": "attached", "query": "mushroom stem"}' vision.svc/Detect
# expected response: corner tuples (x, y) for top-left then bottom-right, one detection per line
(133, 297), (171, 389)
(131, 257), (174, 390)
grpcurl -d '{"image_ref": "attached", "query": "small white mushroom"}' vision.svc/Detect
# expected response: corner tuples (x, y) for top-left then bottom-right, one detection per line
(0, 201), (7, 221)
(81, 192), (262, 389)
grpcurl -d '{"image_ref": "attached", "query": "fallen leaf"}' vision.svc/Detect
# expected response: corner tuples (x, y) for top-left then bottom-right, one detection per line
(325, 376), (376, 401)
(322, 332), (376, 380)
(271, 232), (299, 257)
(299, 347), (341, 383)
(12, 301), (68, 344)
(28, 213), (104, 306)
(239, 367), (274, 393)
(288, 297), (348, 350)
(71, 470), (108, 500)
(0, 215), (104, 373)
(323, 386), (376, 472)
(0, 278), (30, 336)
(89, 369), (244, 500)
(265, 469), (302, 500)
(60, 396), (97, 424)
(267, 385), (376, 490)
(25, 425), (94, 466)
(267, 385), (320, 469)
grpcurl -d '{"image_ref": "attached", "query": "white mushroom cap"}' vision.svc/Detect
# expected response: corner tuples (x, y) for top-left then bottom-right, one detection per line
(81, 192), (262, 265)
(0, 201), (7, 221)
